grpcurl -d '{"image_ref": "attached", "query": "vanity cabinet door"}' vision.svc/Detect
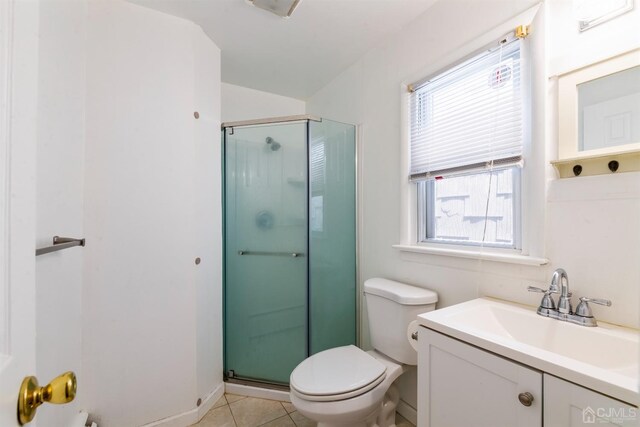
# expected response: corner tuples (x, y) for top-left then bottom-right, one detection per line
(544, 375), (639, 426)
(417, 327), (542, 427)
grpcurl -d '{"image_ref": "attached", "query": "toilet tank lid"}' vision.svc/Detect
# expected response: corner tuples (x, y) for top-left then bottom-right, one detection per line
(364, 278), (438, 305)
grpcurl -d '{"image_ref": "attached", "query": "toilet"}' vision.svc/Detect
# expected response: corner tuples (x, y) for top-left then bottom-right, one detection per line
(289, 278), (438, 427)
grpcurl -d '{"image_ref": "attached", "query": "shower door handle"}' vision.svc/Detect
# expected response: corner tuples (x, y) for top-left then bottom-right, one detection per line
(237, 250), (305, 258)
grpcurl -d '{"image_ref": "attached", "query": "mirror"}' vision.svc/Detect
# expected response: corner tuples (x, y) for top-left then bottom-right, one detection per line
(578, 65), (640, 152)
(557, 48), (640, 160)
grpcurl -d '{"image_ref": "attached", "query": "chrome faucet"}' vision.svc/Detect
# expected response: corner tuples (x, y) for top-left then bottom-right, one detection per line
(527, 268), (611, 327)
(551, 268), (571, 315)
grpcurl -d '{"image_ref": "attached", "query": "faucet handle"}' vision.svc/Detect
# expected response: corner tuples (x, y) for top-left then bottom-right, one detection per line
(527, 286), (556, 310)
(579, 297), (612, 306)
(527, 286), (555, 294)
(575, 297), (612, 318)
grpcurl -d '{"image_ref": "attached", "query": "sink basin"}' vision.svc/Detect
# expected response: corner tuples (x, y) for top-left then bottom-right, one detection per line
(444, 300), (637, 373)
(418, 298), (639, 405)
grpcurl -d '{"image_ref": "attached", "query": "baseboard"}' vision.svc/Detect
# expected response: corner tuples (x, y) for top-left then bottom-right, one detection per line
(197, 384), (225, 420)
(139, 382), (411, 426)
(71, 411), (89, 427)
(140, 383), (224, 427)
(397, 399), (417, 426)
(225, 382), (291, 402)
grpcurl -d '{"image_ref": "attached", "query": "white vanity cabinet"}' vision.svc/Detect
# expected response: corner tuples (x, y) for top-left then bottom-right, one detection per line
(544, 375), (639, 426)
(417, 327), (542, 427)
(418, 326), (639, 427)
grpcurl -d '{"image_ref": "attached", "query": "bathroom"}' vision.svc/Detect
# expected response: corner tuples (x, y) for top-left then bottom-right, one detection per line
(0, 0), (638, 426)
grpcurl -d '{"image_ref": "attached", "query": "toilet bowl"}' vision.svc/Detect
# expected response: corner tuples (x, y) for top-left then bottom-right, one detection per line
(289, 278), (438, 427)
(290, 347), (404, 427)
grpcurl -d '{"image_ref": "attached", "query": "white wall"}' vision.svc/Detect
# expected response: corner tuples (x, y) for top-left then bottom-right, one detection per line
(33, 1), (223, 423)
(307, 0), (544, 327)
(221, 82), (305, 123)
(80, 2), (222, 426)
(306, 0), (640, 412)
(547, 0), (640, 76)
(484, 0), (640, 328)
(35, 1), (87, 426)
(307, 0), (544, 412)
(540, 0), (640, 328)
(193, 24), (223, 404)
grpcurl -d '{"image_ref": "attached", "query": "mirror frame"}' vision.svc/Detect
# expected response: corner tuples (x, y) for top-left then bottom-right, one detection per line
(557, 48), (640, 161)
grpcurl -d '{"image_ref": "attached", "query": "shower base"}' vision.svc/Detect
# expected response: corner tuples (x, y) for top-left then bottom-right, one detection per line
(225, 379), (291, 402)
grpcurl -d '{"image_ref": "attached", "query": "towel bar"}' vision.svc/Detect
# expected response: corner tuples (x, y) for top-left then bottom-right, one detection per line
(36, 236), (85, 256)
(237, 250), (304, 258)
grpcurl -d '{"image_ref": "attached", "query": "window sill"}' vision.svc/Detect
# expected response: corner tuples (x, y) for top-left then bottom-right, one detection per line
(392, 244), (548, 266)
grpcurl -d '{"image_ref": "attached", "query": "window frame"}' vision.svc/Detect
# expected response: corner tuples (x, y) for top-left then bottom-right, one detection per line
(395, 10), (548, 266)
(417, 166), (522, 250)
(408, 34), (529, 253)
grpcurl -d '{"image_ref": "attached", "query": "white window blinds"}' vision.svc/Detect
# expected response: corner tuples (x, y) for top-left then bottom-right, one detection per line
(310, 139), (325, 192)
(409, 38), (524, 181)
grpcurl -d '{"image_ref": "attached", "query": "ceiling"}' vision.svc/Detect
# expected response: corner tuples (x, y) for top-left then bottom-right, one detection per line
(129, 0), (440, 100)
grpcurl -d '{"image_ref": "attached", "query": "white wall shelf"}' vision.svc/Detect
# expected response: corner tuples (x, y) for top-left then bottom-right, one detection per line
(551, 149), (640, 178)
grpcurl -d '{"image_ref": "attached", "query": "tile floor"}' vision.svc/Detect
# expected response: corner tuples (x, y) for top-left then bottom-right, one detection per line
(192, 393), (415, 427)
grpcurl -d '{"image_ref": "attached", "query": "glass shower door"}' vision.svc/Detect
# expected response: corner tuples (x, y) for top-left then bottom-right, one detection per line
(309, 119), (356, 354)
(224, 123), (307, 384)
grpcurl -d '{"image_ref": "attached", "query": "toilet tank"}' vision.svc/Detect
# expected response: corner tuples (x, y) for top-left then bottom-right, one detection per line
(364, 278), (438, 365)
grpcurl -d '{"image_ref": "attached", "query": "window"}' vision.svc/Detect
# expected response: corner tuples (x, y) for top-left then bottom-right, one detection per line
(310, 139), (325, 233)
(409, 36), (526, 249)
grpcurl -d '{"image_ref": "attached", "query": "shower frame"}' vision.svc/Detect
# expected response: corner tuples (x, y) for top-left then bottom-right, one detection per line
(221, 114), (360, 389)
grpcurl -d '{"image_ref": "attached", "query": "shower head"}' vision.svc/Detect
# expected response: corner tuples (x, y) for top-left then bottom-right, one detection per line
(265, 137), (281, 151)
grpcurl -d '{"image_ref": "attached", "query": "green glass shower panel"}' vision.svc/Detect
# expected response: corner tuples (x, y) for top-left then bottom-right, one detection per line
(308, 120), (357, 355)
(224, 123), (307, 384)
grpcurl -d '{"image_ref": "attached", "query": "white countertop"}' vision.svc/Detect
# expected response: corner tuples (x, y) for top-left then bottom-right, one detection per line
(418, 297), (639, 406)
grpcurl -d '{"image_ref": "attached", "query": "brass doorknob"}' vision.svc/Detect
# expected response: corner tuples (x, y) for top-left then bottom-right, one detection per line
(18, 371), (77, 425)
(518, 392), (534, 407)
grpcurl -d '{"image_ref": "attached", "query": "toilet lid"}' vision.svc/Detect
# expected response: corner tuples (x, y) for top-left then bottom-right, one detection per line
(290, 345), (386, 397)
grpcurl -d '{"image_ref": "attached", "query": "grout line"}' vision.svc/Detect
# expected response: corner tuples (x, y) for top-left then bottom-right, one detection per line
(256, 413), (293, 427)
(280, 401), (296, 415)
(225, 393), (248, 406)
(224, 395), (301, 427)
(279, 402), (298, 426)
(227, 399), (239, 427)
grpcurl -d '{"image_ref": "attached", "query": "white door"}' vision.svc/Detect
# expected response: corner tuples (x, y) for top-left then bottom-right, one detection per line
(0, 0), (39, 425)
(418, 327), (542, 427)
(544, 375), (639, 427)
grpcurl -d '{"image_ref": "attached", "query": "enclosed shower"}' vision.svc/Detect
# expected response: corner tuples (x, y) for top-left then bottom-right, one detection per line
(222, 115), (357, 386)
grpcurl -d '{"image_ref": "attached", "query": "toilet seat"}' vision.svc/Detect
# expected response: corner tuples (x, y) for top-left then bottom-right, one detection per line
(290, 345), (387, 402)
